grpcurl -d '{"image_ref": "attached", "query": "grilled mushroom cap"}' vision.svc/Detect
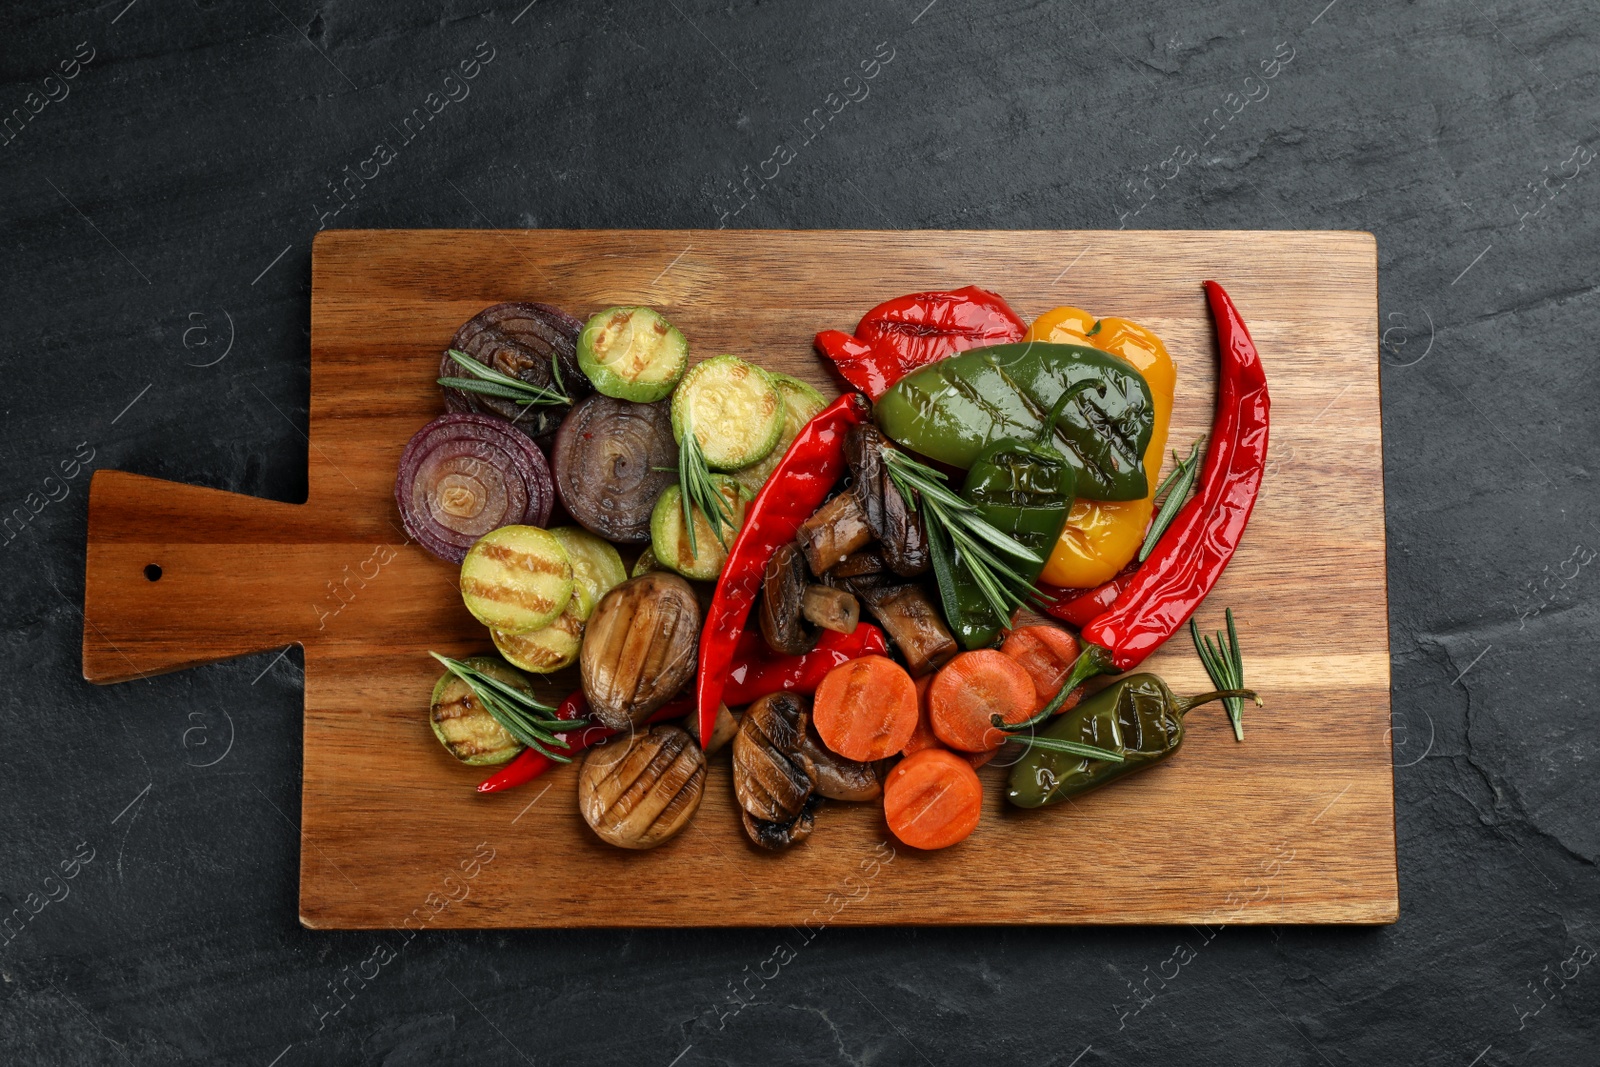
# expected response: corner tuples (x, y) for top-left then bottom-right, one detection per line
(580, 573), (700, 730)
(742, 794), (820, 851)
(844, 423), (930, 577)
(798, 726), (883, 801)
(758, 542), (816, 656)
(732, 692), (814, 824)
(577, 725), (706, 850)
(796, 490), (875, 575)
(852, 581), (958, 677)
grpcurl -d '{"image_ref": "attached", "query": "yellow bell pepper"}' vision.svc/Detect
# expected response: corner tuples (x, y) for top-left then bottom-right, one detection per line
(1026, 307), (1176, 588)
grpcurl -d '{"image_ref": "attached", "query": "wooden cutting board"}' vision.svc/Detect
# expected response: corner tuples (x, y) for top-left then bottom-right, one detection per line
(83, 229), (1395, 927)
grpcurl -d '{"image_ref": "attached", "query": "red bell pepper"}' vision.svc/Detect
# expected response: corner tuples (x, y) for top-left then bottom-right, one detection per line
(697, 393), (871, 742)
(722, 623), (888, 707)
(814, 286), (1026, 400)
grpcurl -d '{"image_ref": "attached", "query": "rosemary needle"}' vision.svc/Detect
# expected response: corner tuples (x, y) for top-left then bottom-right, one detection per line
(1188, 608), (1257, 741)
(1139, 435), (1206, 562)
(440, 349), (571, 407)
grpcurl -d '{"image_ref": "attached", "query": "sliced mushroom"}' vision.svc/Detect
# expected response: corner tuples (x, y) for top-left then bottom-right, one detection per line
(758, 542), (816, 656)
(577, 725), (706, 850)
(581, 573), (700, 730)
(801, 585), (859, 634)
(844, 423), (930, 577)
(685, 701), (739, 757)
(732, 692), (814, 824)
(796, 490), (875, 575)
(855, 581), (958, 677)
(742, 794), (820, 851)
(833, 547), (886, 579)
(798, 726), (883, 801)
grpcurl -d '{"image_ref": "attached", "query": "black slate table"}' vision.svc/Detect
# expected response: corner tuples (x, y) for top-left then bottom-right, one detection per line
(2, 1), (1597, 1064)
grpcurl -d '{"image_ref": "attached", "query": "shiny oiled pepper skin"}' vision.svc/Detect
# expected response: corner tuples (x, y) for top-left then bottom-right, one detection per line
(1005, 674), (1190, 808)
(1029, 308), (1177, 589)
(938, 431), (1077, 649)
(874, 342), (1155, 501)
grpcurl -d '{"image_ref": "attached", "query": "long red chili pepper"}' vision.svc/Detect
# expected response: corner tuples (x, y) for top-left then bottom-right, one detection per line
(723, 623), (888, 707)
(1029, 281), (1270, 712)
(477, 693), (691, 794)
(814, 286), (1026, 400)
(697, 392), (871, 742)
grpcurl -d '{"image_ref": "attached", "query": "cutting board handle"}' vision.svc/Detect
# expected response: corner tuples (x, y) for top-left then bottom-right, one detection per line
(83, 470), (335, 683)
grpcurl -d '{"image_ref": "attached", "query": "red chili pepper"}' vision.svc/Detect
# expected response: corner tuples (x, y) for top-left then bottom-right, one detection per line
(1038, 570), (1135, 628)
(813, 286), (1026, 400)
(697, 392), (871, 742)
(723, 623), (889, 707)
(1043, 281), (1270, 703)
(476, 693), (692, 794)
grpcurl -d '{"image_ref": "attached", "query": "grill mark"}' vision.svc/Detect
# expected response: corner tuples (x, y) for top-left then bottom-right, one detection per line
(475, 541), (569, 576)
(459, 577), (559, 615)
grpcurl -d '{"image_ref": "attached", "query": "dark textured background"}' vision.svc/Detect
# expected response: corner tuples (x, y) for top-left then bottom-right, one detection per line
(3, 0), (1597, 1064)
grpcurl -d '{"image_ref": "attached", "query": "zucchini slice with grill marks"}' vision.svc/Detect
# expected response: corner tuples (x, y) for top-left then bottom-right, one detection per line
(550, 526), (626, 620)
(492, 599), (585, 673)
(429, 656), (527, 765)
(459, 525), (574, 634)
(671, 355), (784, 471)
(731, 372), (828, 493)
(577, 306), (689, 402)
(650, 479), (748, 580)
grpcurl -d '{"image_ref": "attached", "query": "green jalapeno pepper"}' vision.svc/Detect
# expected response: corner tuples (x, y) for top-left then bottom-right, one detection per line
(874, 342), (1154, 500)
(934, 388), (1083, 649)
(1005, 673), (1256, 808)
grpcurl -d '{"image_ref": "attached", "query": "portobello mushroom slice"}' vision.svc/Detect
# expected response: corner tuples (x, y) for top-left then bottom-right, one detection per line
(578, 725), (706, 850)
(732, 692), (814, 824)
(581, 573), (700, 730)
(742, 794), (821, 852)
(798, 726), (883, 801)
(832, 547), (886, 579)
(855, 581), (958, 677)
(758, 542), (817, 656)
(796, 490), (875, 576)
(844, 423), (930, 577)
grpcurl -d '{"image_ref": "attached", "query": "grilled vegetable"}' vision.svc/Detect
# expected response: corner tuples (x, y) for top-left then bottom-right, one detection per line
(551, 394), (679, 544)
(758, 542), (817, 656)
(577, 306), (689, 402)
(650, 478), (748, 580)
(578, 725), (706, 849)
(441, 302), (590, 440)
(491, 599), (584, 673)
(798, 726), (883, 801)
(428, 656), (527, 765)
(580, 572), (700, 730)
(796, 490), (875, 575)
(459, 525), (574, 634)
(743, 794), (821, 851)
(874, 341), (1155, 500)
(844, 423), (930, 577)
(631, 546), (663, 577)
(732, 692), (814, 825)
(730, 373), (827, 493)
(671, 355), (784, 470)
(395, 414), (555, 564)
(550, 526), (626, 618)
(851, 581), (958, 677)
(685, 700), (738, 756)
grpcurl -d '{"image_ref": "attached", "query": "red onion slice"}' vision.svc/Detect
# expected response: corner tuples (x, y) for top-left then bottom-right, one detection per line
(395, 414), (554, 563)
(441, 302), (592, 441)
(552, 394), (679, 544)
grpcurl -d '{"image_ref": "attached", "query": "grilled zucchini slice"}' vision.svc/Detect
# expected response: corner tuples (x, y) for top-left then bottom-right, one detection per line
(459, 525), (573, 634)
(670, 355), (784, 471)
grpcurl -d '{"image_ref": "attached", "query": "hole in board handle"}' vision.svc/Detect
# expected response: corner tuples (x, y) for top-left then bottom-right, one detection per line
(144, 564), (162, 582)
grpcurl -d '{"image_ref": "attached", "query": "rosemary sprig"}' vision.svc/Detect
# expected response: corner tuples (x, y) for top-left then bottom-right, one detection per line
(882, 447), (1045, 623)
(429, 652), (587, 762)
(1188, 608), (1256, 742)
(1138, 435), (1206, 562)
(439, 349), (571, 408)
(1003, 734), (1126, 762)
(675, 417), (743, 557)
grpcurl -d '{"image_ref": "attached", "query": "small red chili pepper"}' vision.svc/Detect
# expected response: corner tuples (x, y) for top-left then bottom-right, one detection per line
(723, 623), (889, 707)
(1038, 568), (1136, 628)
(477, 693), (692, 794)
(697, 392), (871, 743)
(1037, 281), (1270, 707)
(814, 286), (1026, 400)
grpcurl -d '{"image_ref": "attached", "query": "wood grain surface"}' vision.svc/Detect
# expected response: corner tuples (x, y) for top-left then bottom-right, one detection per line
(82, 229), (1394, 927)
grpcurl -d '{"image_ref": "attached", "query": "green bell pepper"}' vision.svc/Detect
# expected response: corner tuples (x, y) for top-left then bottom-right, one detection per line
(1005, 673), (1256, 808)
(933, 396), (1080, 650)
(874, 342), (1154, 501)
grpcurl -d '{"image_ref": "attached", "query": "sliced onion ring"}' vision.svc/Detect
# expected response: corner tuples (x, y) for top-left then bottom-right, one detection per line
(552, 394), (679, 544)
(395, 414), (554, 563)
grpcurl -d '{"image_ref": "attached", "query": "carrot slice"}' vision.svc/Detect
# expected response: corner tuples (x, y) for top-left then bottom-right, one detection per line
(902, 675), (940, 756)
(884, 749), (983, 850)
(813, 655), (919, 762)
(962, 747), (999, 770)
(1001, 625), (1085, 715)
(928, 649), (1036, 753)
